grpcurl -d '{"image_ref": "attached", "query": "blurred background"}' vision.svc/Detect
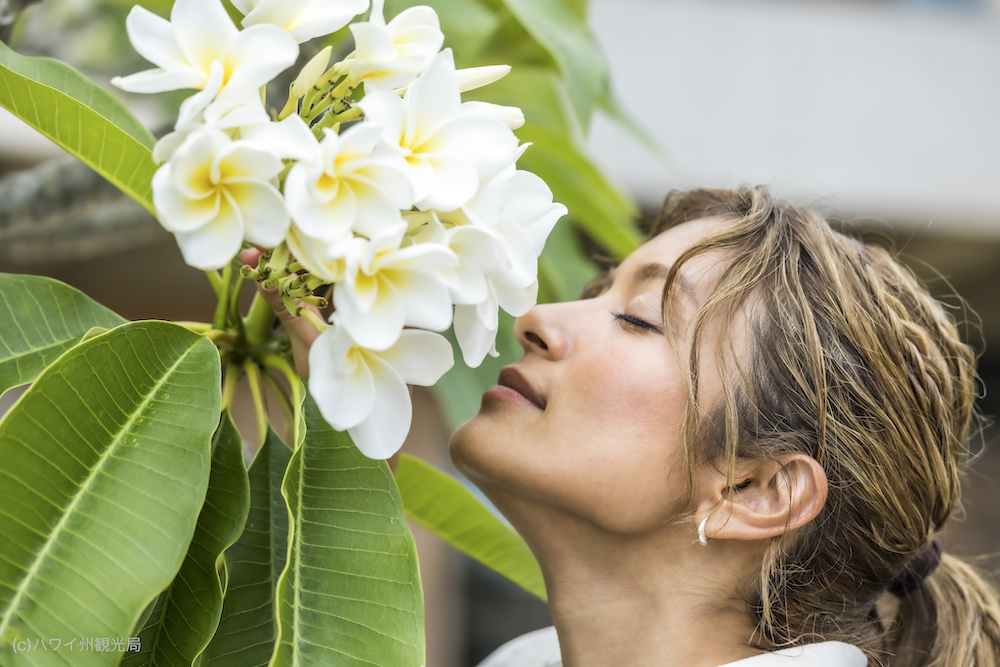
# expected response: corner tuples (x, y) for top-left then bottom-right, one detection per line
(2, 0), (999, 665)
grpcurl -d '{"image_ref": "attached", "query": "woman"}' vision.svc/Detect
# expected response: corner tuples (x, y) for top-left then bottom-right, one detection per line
(256, 186), (1000, 666)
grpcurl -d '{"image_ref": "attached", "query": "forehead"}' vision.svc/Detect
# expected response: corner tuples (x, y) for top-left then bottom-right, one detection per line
(620, 217), (729, 285)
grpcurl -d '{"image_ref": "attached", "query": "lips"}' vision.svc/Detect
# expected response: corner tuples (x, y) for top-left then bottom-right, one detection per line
(498, 367), (546, 410)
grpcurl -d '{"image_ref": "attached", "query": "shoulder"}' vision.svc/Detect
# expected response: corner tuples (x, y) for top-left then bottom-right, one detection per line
(476, 627), (867, 667)
(476, 626), (562, 667)
(721, 641), (868, 666)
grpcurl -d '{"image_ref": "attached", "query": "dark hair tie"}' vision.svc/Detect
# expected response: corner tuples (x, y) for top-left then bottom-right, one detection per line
(887, 538), (943, 598)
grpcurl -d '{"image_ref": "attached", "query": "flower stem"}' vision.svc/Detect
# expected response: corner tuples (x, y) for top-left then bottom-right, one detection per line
(243, 361), (270, 446)
(264, 353), (305, 448)
(207, 329), (238, 347)
(299, 308), (330, 333)
(228, 279), (246, 338)
(303, 70), (352, 121)
(312, 106), (363, 137)
(261, 370), (295, 438)
(221, 362), (240, 411)
(175, 321), (212, 334)
(213, 264), (233, 330)
(205, 271), (223, 297)
(277, 86), (300, 121)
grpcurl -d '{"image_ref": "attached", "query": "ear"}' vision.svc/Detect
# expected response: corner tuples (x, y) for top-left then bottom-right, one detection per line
(695, 454), (828, 542)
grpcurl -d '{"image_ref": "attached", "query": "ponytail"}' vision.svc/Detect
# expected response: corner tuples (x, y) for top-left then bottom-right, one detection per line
(890, 553), (1000, 666)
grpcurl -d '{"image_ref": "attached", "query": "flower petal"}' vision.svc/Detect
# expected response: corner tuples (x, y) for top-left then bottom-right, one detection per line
(216, 143), (284, 182)
(358, 88), (406, 150)
(290, 0), (369, 42)
(494, 277), (538, 317)
(430, 112), (520, 185)
(412, 152), (478, 211)
(287, 225), (354, 283)
(502, 171), (567, 255)
(377, 330), (453, 386)
(239, 115), (318, 162)
(231, 0), (255, 15)
(173, 192), (245, 270)
(124, 6), (186, 71)
(404, 49), (460, 142)
(347, 356), (411, 459)
(462, 100), (524, 130)
(111, 67), (206, 94)
(285, 166), (355, 242)
(335, 278), (406, 351)
(308, 326), (376, 430)
(398, 270), (454, 332)
(153, 165), (220, 233)
(216, 25), (299, 111)
(225, 180), (289, 247)
(455, 64), (510, 93)
(453, 298), (498, 368)
(172, 0), (238, 70)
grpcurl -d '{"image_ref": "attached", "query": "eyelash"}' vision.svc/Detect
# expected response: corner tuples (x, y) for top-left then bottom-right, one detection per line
(611, 311), (659, 333)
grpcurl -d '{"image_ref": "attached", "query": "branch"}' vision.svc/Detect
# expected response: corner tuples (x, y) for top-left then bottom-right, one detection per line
(0, 156), (166, 266)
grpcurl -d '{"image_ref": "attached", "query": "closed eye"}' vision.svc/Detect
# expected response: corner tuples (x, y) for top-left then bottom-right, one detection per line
(611, 311), (661, 334)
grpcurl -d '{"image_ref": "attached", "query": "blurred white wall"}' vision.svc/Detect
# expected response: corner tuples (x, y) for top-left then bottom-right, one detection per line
(586, 0), (1000, 237)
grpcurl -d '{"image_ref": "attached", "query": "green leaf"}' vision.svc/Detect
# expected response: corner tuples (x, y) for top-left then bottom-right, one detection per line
(0, 321), (221, 666)
(0, 40), (158, 216)
(121, 412), (250, 667)
(500, 0), (606, 127)
(272, 396), (425, 666)
(397, 455), (546, 601)
(202, 427), (292, 667)
(0, 273), (125, 398)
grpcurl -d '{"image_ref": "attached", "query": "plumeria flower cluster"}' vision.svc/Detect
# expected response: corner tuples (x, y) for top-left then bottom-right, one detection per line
(113, 0), (566, 459)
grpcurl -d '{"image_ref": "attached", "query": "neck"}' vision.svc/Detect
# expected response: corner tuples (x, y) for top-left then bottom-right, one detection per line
(521, 510), (768, 667)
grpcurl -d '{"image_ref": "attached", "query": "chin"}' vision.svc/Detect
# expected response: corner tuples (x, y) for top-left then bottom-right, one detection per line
(448, 419), (480, 478)
(448, 415), (509, 492)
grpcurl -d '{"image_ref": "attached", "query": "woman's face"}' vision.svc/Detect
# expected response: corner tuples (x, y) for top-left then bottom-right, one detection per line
(450, 217), (733, 536)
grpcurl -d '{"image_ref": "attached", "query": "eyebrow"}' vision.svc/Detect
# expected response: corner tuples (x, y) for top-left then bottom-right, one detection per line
(631, 262), (698, 306)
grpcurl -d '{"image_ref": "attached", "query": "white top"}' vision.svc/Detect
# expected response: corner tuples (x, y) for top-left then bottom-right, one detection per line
(477, 626), (868, 667)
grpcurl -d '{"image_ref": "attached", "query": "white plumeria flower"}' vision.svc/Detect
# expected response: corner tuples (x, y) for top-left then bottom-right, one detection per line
(152, 128), (288, 270)
(238, 114), (318, 161)
(112, 0), (298, 120)
(453, 285), (500, 367)
(406, 212), (508, 306)
(232, 0), (369, 43)
(286, 225), (353, 284)
(490, 170), (567, 288)
(454, 277), (538, 367)
(360, 49), (521, 212)
(152, 61), (272, 163)
(454, 65), (511, 94)
(447, 170), (566, 366)
(462, 100), (525, 130)
(283, 122), (413, 243)
(309, 321), (453, 459)
(333, 225), (457, 350)
(346, 0), (443, 91)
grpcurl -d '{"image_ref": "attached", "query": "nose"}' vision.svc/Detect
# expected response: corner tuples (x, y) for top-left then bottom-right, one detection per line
(514, 302), (569, 360)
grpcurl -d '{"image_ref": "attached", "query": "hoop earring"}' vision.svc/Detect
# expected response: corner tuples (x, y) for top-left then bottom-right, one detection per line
(697, 518), (709, 546)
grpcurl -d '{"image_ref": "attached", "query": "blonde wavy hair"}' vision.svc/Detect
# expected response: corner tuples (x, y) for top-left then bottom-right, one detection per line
(643, 187), (1000, 666)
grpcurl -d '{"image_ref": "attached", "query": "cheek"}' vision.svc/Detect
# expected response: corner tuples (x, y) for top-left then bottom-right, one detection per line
(546, 352), (691, 530)
(564, 347), (687, 442)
